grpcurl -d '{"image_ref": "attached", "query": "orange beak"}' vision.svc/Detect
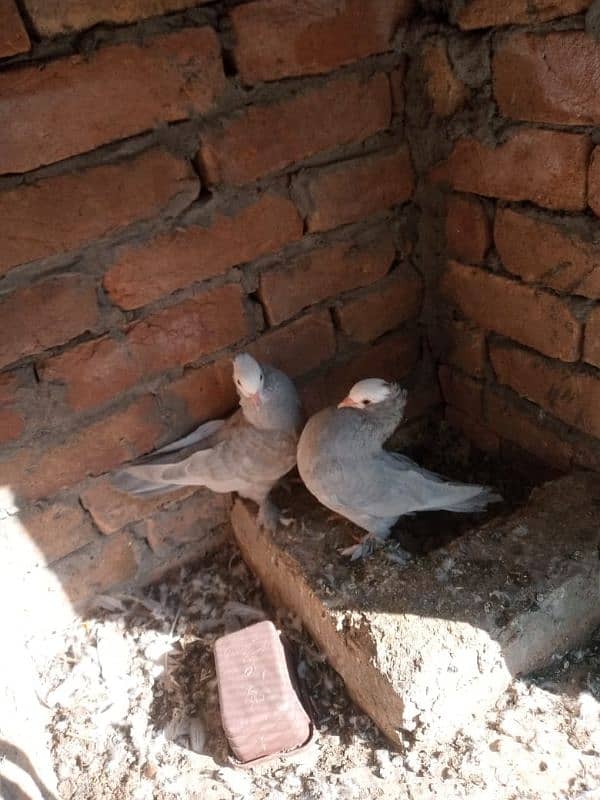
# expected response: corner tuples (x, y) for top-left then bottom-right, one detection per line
(338, 396), (357, 409)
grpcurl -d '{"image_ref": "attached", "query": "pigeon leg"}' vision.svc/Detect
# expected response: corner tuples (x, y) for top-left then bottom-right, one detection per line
(339, 533), (381, 560)
(257, 497), (294, 531)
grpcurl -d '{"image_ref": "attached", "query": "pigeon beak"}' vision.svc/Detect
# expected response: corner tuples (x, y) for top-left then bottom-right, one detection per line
(338, 396), (357, 409)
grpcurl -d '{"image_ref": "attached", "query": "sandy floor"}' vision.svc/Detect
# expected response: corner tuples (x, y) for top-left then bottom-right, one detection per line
(25, 538), (600, 800)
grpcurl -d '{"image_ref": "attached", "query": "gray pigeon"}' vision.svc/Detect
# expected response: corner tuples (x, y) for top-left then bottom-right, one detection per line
(112, 353), (303, 530)
(297, 378), (501, 559)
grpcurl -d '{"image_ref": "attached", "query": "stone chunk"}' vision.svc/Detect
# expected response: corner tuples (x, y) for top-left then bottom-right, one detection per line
(231, 473), (600, 746)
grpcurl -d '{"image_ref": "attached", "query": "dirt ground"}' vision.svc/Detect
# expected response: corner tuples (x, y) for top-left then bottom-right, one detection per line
(26, 532), (600, 800)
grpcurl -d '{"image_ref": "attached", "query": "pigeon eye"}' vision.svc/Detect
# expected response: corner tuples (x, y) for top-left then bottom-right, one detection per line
(363, 399), (371, 406)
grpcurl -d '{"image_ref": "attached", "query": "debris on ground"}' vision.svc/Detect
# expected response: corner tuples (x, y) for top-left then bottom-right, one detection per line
(25, 537), (600, 800)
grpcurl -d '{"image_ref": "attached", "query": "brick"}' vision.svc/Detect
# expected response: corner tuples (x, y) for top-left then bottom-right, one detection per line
(455, 0), (591, 29)
(446, 194), (491, 264)
(230, 0), (413, 84)
(1, 501), (97, 571)
(435, 319), (486, 377)
(53, 532), (139, 607)
(0, 275), (99, 369)
(0, 149), (198, 278)
(584, 306), (600, 367)
(104, 193), (302, 310)
(587, 146), (600, 219)
(0, 0), (29, 57)
(438, 365), (482, 418)
(440, 260), (581, 361)
(423, 38), (468, 117)
(491, 342), (600, 439)
(231, 472), (600, 746)
(299, 331), (419, 415)
(495, 208), (600, 299)
(0, 396), (164, 501)
(0, 372), (24, 443)
(41, 286), (249, 411)
(81, 478), (196, 536)
(335, 269), (422, 343)
(485, 391), (573, 470)
(126, 285), (250, 374)
(573, 436), (600, 473)
(198, 73), (391, 186)
(23, 0), (210, 35)
(134, 491), (231, 555)
(446, 406), (500, 454)
(259, 234), (395, 325)
(430, 130), (591, 211)
(0, 28), (225, 175)
(494, 32), (600, 126)
(39, 336), (143, 412)
(390, 62), (405, 115)
(249, 310), (337, 378)
(305, 146), (414, 232)
(166, 359), (237, 428)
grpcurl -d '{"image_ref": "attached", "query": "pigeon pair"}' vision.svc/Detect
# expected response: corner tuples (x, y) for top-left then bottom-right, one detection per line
(112, 354), (499, 560)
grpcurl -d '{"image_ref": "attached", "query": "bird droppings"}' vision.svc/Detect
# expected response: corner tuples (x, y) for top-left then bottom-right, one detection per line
(24, 538), (600, 800)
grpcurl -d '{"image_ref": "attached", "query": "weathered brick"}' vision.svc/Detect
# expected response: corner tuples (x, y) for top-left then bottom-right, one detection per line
(491, 342), (600, 439)
(198, 73), (391, 186)
(0, 28), (225, 175)
(0, 0), (29, 57)
(19, 499), (98, 564)
(166, 359), (238, 424)
(80, 478), (196, 536)
(230, 0), (413, 83)
(0, 396), (164, 501)
(435, 319), (486, 377)
(495, 208), (600, 299)
(573, 436), (600, 473)
(250, 310), (337, 378)
(587, 146), (600, 219)
(584, 306), (600, 368)
(299, 331), (419, 415)
(0, 275), (99, 369)
(455, 0), (591, 29)
(485, 391), (573, 470)
(0, 372), (24, 443)
(134, 491), (230, 555)
(0, 149), (198, 278)
(127, 285), (250, 375)
(23, 0), (210, 35)
(41, 286), (249, 411)
(165, 359), (238, 428)
(53, 532), (139, 607)
(430, 130), (591, 211)
(440, 261), (581, 362)
(2, 501), (98, 570)
(390, 62), (405, 115)
(446, 194), (491, 264)
(104, 193), (302, 310)
(494, 32), (600, 126)
(335, 269), (422, 343)
(305, 146), (414, 232)
(438, 365), (482, 418)
(446, 406), (500, 454)
(39, 336), (142, 412)
(259, 234), (395, 325)
(423, 38), (469, 117)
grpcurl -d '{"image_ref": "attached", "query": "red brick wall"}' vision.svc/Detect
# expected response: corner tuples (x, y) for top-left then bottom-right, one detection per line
(0, 0), (424, 620)
(423, 0), (600, 473)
